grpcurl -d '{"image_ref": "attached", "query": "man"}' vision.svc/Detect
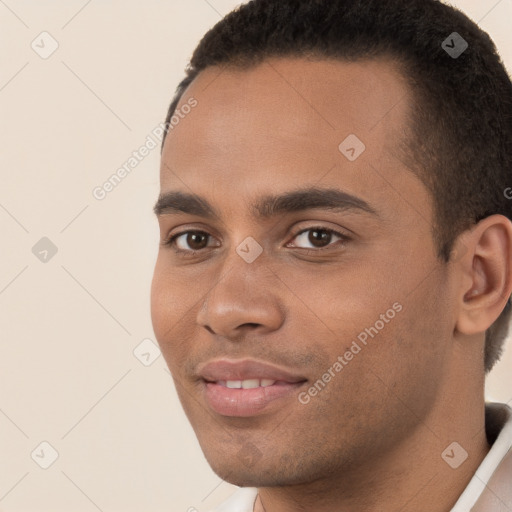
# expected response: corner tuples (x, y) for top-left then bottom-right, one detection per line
(151, 0), (512, 510)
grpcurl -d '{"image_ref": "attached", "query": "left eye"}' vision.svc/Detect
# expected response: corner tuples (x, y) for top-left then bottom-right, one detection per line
(287, 227), (348, 250)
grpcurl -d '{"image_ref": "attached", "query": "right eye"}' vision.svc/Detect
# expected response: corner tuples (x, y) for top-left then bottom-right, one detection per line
(162, 230), (218, 255)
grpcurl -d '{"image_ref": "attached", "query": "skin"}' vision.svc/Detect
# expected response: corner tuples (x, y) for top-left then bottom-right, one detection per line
(151, 57), (512, 512)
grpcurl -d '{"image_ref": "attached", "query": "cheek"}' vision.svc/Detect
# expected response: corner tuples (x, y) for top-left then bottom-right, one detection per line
(296, 257), (449, 398)
(278, 262), (401, 346)
(150, 258), (191, 357)
(150, 259), (171, 336)
(363, 276), (452, 413)
(150, 257), (196, 326)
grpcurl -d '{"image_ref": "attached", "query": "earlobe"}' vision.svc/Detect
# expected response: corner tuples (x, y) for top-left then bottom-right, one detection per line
(455, 215), (512, 336)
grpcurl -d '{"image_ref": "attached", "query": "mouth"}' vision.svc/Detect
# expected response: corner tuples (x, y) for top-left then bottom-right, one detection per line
(215, 379), (280, 388)
(202, 379), (307, 417)
(197, 359), (308, 417)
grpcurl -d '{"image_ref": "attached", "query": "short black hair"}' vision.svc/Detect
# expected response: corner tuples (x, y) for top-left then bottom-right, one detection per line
(162, 0), (512, 372)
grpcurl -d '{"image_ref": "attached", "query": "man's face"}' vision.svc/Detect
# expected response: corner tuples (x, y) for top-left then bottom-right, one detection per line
(151, 58), (456, 487)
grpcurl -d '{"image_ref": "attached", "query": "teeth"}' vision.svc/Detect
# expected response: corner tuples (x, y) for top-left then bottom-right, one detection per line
(242, 379), (260, 389)
(221, 379), (277, 389)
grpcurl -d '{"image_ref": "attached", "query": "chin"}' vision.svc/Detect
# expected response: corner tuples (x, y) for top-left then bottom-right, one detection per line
(199, 444), (270, 486)
(203, 446), (314, 488)
(214, 470), (262, 488)
(209, 464), (284, 488)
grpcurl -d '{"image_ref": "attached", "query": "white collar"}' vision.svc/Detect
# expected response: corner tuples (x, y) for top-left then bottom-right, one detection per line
(450, 402), (512, 511)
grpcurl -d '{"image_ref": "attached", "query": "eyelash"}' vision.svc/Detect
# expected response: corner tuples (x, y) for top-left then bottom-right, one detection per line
(162, 226), (350, 257)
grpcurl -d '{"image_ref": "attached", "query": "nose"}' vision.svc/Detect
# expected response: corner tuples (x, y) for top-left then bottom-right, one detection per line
(196, 261), (285, 341)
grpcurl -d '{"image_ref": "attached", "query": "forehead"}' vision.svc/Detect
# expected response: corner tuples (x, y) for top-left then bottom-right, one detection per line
(160, 57), (428, 221)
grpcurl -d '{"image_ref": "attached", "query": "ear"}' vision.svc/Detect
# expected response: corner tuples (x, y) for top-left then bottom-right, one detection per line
(455, 215), (512, 336)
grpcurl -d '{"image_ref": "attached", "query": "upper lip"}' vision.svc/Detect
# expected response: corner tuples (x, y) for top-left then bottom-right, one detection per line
(197, 358), (307, 383)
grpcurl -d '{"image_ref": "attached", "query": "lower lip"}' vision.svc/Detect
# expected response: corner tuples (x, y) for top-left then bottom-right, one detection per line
(203, 381), (305, 417)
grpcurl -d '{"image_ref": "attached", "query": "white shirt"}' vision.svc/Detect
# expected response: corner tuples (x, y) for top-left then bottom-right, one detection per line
(209, 402), (512, 512)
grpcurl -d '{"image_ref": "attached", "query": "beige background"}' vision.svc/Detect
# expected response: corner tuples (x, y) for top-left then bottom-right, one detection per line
(0, 1), (511, 510)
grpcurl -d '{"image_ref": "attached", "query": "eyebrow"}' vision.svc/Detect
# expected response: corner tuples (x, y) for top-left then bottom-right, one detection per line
(153, 186), (378, 220)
